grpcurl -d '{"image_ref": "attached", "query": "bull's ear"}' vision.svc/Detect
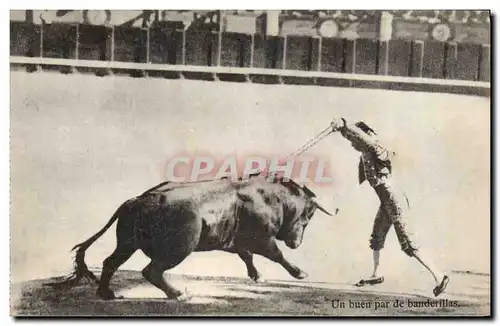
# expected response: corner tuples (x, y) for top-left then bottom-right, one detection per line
(284, 183), (301, 196)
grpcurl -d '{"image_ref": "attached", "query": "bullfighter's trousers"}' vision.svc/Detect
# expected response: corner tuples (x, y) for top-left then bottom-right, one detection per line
(369, 182), (419, 257)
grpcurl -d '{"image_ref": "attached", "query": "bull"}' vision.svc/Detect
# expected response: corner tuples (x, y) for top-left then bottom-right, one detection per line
(53, 174), (335, 301)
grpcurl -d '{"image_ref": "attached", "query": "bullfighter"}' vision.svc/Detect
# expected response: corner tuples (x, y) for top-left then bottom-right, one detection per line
(330, 117), (449, 297)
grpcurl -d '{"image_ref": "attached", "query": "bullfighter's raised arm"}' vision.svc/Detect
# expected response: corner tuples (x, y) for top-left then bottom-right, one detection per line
(331, 118), (388, 158)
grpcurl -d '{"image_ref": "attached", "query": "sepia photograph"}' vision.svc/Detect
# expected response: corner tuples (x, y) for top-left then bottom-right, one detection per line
(9, 8), (491, 317)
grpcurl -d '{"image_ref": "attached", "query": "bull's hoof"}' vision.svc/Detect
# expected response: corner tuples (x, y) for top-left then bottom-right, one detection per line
(173, 292), (192, 302)
(97, 288), (120, 300)
(291, 270), (309, 280)
(249, 275), (266, 283)
(249, 271), (262, 282)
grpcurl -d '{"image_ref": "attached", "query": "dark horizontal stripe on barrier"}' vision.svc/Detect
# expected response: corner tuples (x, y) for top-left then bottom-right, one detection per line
(10, 56), (490, 97)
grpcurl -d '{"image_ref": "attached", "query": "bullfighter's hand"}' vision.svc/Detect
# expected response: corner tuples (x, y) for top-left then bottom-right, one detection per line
(331, 118), (346, 132)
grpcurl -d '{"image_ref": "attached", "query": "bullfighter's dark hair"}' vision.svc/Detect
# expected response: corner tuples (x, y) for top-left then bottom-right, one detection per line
(355, 121), (377, 136)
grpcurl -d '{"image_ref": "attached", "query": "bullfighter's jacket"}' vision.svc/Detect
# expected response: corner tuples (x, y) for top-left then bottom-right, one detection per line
(339, 123), (394, 188)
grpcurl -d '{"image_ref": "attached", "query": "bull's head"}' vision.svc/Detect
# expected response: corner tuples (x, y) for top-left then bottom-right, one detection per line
(277, 179), (338, 249)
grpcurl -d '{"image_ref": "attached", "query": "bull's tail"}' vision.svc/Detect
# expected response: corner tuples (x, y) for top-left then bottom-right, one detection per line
(44, 205), (123, 289)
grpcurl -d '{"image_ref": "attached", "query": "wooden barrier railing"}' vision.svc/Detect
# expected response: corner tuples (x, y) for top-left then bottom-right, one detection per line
(10, 21), (490, 96)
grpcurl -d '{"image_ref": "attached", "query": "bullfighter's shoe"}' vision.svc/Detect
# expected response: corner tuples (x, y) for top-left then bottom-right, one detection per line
(355, 276), (384, 287)
(433, 275), (450, 297)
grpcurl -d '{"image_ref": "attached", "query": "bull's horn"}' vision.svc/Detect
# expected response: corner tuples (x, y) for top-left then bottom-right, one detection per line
(314, 201), (336, 216)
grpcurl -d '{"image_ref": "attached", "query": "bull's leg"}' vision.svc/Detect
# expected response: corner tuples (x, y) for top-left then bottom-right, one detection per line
(238, 250), (262, 282)
(141, 260), (185, 300)
(140, 209), (202, 300)
(97, 244), (137, 300)
(255, 239), (308, 280)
